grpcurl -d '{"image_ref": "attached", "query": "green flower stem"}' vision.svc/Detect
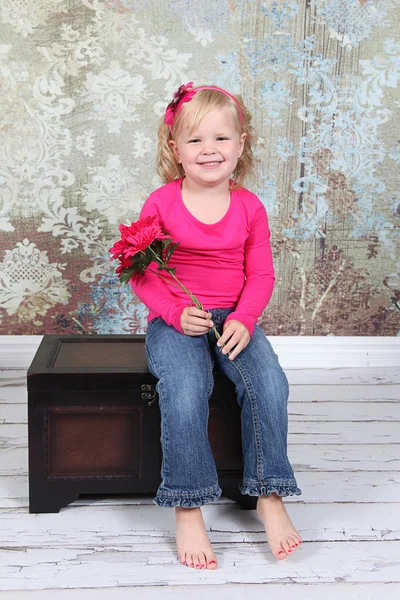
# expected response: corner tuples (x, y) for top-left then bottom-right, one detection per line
(147, 268), (184, 293)
(147, 246), (221, 342)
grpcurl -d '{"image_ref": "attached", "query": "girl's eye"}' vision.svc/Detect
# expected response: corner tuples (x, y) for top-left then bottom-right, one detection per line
(188, 137), (229, 143)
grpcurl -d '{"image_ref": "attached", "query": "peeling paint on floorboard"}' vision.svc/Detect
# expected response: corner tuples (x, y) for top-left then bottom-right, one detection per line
(0, 367), (399, 597)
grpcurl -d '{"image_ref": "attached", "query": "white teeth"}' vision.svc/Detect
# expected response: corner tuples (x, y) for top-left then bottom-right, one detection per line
(202, 162), (220, 165)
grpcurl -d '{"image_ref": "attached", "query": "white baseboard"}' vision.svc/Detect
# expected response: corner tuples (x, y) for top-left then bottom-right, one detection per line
(0, 335), (399, 370)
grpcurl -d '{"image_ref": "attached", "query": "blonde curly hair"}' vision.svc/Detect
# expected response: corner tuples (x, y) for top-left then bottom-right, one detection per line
(156, 86), (256, 191)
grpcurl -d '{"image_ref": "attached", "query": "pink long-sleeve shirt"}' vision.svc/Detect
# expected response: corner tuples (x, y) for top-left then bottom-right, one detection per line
(131, 176), (275, 337)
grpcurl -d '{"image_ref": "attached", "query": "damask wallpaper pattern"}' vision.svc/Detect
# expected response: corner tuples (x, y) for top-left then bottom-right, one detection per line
(0, 0), (399, 336)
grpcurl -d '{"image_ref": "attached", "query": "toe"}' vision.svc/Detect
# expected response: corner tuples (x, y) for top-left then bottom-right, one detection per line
(199, 552), (207, 569)
(292, 530), (302, 543)
(283, 539), (292, 554)
(180, 553), (187, 566)
(194, 554), (201, 569)
(206, 552), (218, 569)
(289, 536), (299, 550)
(276, 545), (287, 559)
(189, 554), (195, 569)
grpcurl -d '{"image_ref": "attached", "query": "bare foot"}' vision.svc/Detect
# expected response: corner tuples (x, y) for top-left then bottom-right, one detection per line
(256, 493), (303, 559)
(175, 507), (218, 570)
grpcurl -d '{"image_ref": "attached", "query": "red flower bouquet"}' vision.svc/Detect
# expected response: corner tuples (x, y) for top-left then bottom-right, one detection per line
(109, 215), (222, 341)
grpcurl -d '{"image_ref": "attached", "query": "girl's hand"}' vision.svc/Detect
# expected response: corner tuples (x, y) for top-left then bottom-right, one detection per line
(180, 306), (213, 336)
(217, 319), (250, 360)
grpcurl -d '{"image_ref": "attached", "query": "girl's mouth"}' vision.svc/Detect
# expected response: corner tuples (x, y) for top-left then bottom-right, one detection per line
(199, 161), (223, 168)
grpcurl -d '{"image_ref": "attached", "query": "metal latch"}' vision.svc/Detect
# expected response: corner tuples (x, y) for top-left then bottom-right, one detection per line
(141, 383), (156, 405)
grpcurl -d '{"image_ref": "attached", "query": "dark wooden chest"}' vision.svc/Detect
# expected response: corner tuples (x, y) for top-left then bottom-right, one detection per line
(27, 335), (256, 513)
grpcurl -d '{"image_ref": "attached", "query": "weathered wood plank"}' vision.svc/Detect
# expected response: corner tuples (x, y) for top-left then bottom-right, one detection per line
(288, 402), (400, 420)
(0, 374), (26, 389)
(289, 385), (400, 401)
(0, 388), (27, 405)
(0, 502), (399, 544)
(285, 367), (400, 385)
(0, 541), (399, 591)
(2, 583), (400, 600)
(0, 403), (27, 422)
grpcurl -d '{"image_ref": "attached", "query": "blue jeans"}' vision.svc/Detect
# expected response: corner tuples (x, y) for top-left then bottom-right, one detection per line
(145, 306), (302, 508)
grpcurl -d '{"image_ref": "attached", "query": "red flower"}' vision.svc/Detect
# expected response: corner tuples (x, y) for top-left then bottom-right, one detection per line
(115, 253), (133, 276)
(109, 215), (170, 261)
(164, 81), (196, 126)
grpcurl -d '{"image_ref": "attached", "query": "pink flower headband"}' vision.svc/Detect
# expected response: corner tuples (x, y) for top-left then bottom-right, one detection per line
(164, 81), (243, 133)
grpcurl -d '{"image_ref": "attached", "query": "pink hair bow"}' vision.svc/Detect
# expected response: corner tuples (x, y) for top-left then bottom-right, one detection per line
(164, 81), (196, 127)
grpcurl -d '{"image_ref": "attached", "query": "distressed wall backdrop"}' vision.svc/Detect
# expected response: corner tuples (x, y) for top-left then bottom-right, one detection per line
(0, 0), (399, 336)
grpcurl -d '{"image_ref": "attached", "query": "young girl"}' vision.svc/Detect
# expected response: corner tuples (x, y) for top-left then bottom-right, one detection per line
(131, 82), (302, 570)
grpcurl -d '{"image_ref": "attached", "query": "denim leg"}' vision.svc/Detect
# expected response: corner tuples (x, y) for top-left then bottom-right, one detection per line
(145, 316), (222, 508)
(209, 318), (302, 499)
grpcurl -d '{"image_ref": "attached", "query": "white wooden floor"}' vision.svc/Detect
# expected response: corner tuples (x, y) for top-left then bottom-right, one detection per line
(0, 366), (399, 599)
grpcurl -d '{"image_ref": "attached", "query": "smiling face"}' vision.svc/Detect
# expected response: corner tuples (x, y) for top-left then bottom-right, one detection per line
(169, 106), (246, 189)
